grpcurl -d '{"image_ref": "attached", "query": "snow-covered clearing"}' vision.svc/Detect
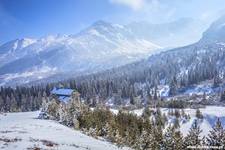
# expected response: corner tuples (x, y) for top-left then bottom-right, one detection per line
(0, 111), (129, 150)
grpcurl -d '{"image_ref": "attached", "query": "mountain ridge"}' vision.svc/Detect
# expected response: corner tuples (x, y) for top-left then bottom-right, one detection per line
(0, 18), (206, 86)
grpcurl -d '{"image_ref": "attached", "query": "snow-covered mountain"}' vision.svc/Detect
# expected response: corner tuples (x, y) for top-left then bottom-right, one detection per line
(0, 18), (204, 86)
(0, 21), (162, 86)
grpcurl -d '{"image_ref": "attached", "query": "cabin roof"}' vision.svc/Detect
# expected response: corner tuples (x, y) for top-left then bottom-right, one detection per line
(58, 96), (70, 103)
(51, 88), (74, 96)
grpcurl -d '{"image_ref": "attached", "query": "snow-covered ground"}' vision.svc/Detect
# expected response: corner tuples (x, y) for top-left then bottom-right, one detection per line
(0, 111), (129, 150)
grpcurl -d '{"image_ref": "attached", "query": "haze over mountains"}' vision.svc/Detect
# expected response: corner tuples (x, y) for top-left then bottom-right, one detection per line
(0, 18), (209, 86)
(58, 14), (225, 105)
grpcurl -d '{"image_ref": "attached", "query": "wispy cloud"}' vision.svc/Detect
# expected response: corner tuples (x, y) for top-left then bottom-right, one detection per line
(109, 0), (145, 11)
(109, 0), (225, 24)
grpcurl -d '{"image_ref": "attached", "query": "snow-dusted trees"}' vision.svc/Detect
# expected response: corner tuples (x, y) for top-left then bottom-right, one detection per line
(184, 120), (202, 147)
(207, 118), (225, 147)
(142, 107), (152, 120)
(220, 91), (225, 102)
(77, 106), (165, 149)
(46, 98), (60, 119)
(169, 76), (178, 96)
(0, 86), (47, 112)
(162, 126), (184, 150)
(43, 102), (225, 150)
(137, 130), (154, 150)
(196, 108), (204, 119)
(213, 71), (222, 87)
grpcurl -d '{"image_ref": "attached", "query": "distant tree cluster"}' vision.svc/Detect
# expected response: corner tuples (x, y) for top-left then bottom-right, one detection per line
(0, 86), (50, 112)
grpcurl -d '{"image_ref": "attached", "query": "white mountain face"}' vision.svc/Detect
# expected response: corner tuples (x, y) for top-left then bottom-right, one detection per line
(0, 21), (163, 86)
(0, 18), (204, 86)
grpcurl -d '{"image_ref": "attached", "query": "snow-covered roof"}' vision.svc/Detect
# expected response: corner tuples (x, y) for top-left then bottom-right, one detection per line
(58, 96), (71, 103)
(51, 88), (74, 96)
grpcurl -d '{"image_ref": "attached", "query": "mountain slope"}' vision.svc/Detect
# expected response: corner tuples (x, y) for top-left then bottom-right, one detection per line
(0, 21), (162, 86)
(201, 14), (225, 43)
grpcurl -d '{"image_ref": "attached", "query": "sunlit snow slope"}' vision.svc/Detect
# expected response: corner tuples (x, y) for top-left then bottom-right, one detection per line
(0, 111), (129, 150)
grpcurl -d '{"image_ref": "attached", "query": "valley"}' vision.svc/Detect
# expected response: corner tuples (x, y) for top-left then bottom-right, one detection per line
(1, 1), (225, 149)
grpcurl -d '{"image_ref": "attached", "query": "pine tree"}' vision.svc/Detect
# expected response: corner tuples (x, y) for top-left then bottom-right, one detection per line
(155, 108), (165, 127)
(142, 107), (152, 120)
(130, 94), (135, 105)
(136, 130), (154, 150)
(115, 129), (124, 147)
(196, 108), (204, 119)
(174, 109), (181, 118)
(162, 126), (175, 150)
(184, 120), (202, 148)
(202, 92), (206, 102)
(163, 126), (184, 150)
(153, 86), (158, 100)
(105, 121), (117, 143)
(173, 117), (180, 129)
(220, 91), (225, 102)
(150, 126), (163, 150)
(201, 136), (207, 147)
(169, 76), (178, 96)
(213, 71), (221, 87)
(207, 118), (225, 147)
(173, 130), (184, 150)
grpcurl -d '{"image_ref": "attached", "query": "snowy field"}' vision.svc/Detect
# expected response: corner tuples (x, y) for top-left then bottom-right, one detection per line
(0, 111), (129, 150)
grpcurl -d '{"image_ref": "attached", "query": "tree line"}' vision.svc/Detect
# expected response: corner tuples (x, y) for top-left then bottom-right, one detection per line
(0, 85), (51, 112)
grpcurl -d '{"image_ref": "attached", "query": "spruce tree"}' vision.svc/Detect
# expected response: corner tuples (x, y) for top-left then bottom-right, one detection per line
(207, 118), (225, 147)
(173, 130), (184, 150)
(184, 120), (202, 148)
(196, 108), (204, 119)
(162, 126), (175, 150)
(152, 126), (163, 150)
(142, 107), (152, 120)
(220, 91), (225, 102)
(173, 117), (180, 129)
(169, 76), (178, 96)
(213, 71), (221, 87)
(137, 130), (154, 150)
(163, 126), (184, 150)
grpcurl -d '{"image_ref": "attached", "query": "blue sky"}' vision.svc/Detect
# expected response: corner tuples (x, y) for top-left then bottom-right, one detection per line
(0, 0), (225, 44)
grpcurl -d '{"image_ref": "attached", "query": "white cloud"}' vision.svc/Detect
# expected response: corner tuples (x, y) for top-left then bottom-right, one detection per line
(110, 0), (145, 11)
